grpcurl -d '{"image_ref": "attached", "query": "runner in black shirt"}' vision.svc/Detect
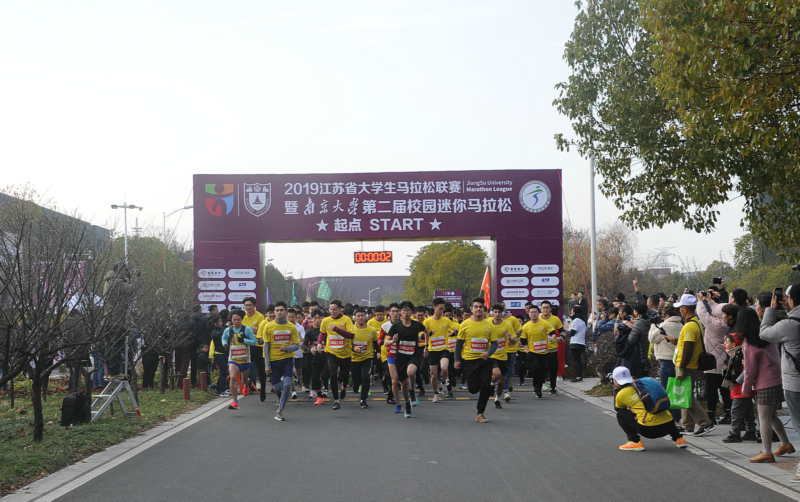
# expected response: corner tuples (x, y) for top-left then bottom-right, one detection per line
(386, 300), (428, 418)
(305, 310), (330, 405)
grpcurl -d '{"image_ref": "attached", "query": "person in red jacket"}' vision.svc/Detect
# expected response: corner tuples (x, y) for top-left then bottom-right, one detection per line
(721, 333), (757, 443)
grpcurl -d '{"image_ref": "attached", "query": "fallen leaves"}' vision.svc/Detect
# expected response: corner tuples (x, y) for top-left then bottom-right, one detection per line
(16, 427), (27, 437)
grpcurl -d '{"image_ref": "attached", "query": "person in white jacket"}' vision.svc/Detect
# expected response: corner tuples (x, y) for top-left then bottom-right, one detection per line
(649, 305), (682, 422)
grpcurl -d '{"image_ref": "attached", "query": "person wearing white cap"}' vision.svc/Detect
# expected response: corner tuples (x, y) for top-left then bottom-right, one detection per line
(612, 366), (687, 451)
(673, 293), (716, 436)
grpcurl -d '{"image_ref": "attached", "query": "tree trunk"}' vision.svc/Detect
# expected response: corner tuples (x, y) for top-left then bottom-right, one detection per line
(9, 377), (14, 408)
(40, 368), (52, 403)
(159, 357), (166, 394)
(31, 369), (45, 442)
(82, 368), (93, 423)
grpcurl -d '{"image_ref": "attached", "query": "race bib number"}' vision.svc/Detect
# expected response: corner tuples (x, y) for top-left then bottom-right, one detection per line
(447, 337), (457, 350)
(497, 338), (506, 350)
(329, 335), (345, 350)
(533, 340), (548, 352)
(354, 341), (368, 352)
(470, 338), (488, 352)
(399, 340), (417, 355)
(430, 336), (446, 350)
(274, 330), (291, 344)
(387, 344), (397, 357)
(230, 346), (248, 358)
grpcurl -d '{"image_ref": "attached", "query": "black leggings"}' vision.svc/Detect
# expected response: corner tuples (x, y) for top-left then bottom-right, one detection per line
(570, 345), (585, 379)
(617, 408), (681, 442)
(311, 354), (330, 391)
(351, 359), (373, 401)
(705, 372), (732, 417)
(327, 353), (351, 401)
(250, 347), (267, 391)
(462, 358), (493, 414)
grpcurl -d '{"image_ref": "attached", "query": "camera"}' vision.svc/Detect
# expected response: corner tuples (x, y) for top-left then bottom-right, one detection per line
(623, 315), (632, 321)
(649, 316), (664, 325)
(713, 277), (722, 285)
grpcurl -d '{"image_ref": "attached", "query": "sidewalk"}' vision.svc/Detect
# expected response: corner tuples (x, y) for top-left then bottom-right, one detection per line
(559, 377), (800, 493)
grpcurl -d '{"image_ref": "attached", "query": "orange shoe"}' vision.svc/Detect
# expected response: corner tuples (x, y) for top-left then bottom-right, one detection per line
(619, 441), (645, 451)
(228, 401), (240, 410)
(676, 438), (688, 448)
(775, 443), (796, 456)
(749, 452), (776, 463)
(243, 385), (250, 396)
(314, 397), (324, 405)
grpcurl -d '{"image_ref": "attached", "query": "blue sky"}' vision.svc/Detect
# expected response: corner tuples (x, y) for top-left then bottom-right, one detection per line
(0, 1), (745, 278)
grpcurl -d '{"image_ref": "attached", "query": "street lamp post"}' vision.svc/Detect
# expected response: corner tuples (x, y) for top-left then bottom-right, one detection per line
(163, 205), (193, 245)
(367, 287), (380, 307)
(111, 201), (143, 264)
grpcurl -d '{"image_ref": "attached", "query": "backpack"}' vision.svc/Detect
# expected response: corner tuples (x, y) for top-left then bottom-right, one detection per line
(632, 377), (671, 414)
(688, 319), (717, 372)
(60, 391), (86, 426)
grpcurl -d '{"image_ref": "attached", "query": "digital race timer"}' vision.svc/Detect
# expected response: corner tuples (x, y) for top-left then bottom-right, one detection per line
(354, 251), (393, 263)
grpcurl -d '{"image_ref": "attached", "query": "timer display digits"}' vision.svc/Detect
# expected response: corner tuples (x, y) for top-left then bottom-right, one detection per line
(354, 251), (393, 264)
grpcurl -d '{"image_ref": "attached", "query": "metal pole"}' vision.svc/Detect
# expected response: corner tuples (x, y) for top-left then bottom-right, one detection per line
(123, 202), (129, 265)
(163, 211), (167, 244)
(589, 154), (599, 317)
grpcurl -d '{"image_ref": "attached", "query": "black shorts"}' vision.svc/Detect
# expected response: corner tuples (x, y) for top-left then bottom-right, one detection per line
(492, 359), (509, 375)
(395, 356), (420, 382)
(427, 350), (448, 367)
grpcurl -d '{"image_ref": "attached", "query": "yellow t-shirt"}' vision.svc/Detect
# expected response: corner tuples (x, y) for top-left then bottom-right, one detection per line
(541, 314), (563, 351)
(424, 316), (455, 352)
(457, 319), (498, 361)
(521, 318), (555, 354)
(448, 321), (461, 353)
(505, 315), (522, 353)
(261, 321), (301, 362)
(675, 316), (703, 370)
(351, 325), (378, 362)
(321, 315), (355, 358)
(367, 317), (384, 333)
(490, 320), (513, 361)
(243, 311), (265, 352)
(615, 385), (673, 426)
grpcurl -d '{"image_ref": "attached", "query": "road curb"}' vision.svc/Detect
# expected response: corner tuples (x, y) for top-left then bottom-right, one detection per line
(2, 396), (226, 502)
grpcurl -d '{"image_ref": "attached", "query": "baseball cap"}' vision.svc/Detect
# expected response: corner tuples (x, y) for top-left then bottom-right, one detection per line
(612, 366), (633, 385)
(673, 294), (697, 307)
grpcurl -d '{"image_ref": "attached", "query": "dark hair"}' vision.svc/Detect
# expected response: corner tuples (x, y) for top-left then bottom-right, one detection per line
(444, 307), (453, 314)
(415, 306), (427, 313)
(206, 315), (221, 332)
(663, 306), (679, 317)
(540, 300), (552, 308)
(708, 285), (720, 293)
(491, 303), (505, 312)
(657, 293), (667, 300)
(343, 307), (354, 316)
(616, 292), (626, 302)
(302, 301), (310, 307)
(572, 306), (583, 316)
(756, 292), (771, 309)
(374, 305), (386, 312)
(230, 308), (246, 319)
(648, 295), (660, 306)
(525, 301), (533, 308)
(472, 298), (485, 306)
(790, 284), (800, 305)
(597, 299), (608, 309)
(620, 304), (633, 316)
(243, 296), (257, 306)
(311, 308), (324, 318)
(354, 307), (367, 315)
(274, 301), (287, 309)
(721, 303), (740, 323)
(208, 304), (219, 313)
(219, 308), (229, 320)
(433, 297), (446, 306)
(265, 303), (275, 312)
(528, 304), (539, 312)
(730, 288), (748, 307)
(736, 308), (768, 348)
(388, 302), (400, 310)
(633, 303), (649, 319)
(287, 308), (296, 316)
(310, 301), (319, 307)
(330, 299), (343, 308)
(399, 300), (415, 311)
(192, 304), (202, 312)
(608, 307), (619, 316)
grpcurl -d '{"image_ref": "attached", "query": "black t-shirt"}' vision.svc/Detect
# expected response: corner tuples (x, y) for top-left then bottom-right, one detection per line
(387, 320), (426, 361)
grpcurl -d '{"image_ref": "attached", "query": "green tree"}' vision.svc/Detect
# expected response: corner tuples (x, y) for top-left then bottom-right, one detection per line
(404, 241), (488, 306)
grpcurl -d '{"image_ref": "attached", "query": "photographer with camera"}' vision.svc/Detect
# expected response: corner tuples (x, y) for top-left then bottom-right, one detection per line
(614, 304), (649, 379)
(760, 284), (800, 479)
(648, 305), (682, 422)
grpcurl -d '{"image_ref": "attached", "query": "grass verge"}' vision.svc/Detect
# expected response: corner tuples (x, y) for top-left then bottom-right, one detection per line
(0, 387), (217, 495)
(585, 383), (614, 397)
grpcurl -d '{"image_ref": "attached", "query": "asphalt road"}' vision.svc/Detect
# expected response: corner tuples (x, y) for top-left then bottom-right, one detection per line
(54, 387), (794, 502)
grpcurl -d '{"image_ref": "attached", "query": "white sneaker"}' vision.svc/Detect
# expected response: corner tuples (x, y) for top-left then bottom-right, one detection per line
(309, 390), (318, 399)
(503, 391), (511, 402)
(301, 386), (308, 393)
(433, 393), (440, 403)
(291, 391), (298, 400)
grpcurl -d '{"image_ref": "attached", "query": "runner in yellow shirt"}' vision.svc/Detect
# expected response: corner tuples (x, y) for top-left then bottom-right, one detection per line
(490, 304), (516, 409)
(241, 297), (266, 401)
(424, 298), (458, 403)
(540, 300), (565, 396)
(454, 298), (499, 423)
(520, 304), (556, 399)
(502, 311), (523, 401)
(444, 307), (460, 397)
(341, 307), (379, 408)
(319, 299), (355, 410)
(261, 301), (301, 421)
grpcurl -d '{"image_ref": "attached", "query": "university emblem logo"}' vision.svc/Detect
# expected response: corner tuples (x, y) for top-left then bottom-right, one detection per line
(244, 183), (271, 217)
(205, 184), (234, 217)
